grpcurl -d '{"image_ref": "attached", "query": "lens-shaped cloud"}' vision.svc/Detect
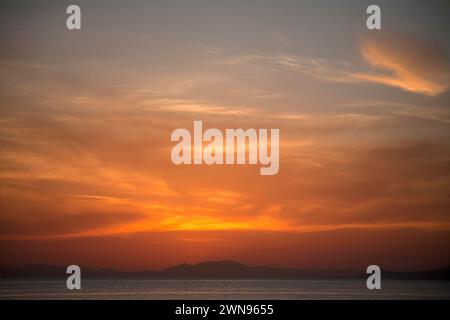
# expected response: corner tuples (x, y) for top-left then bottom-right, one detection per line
(356, 31), (450, 96)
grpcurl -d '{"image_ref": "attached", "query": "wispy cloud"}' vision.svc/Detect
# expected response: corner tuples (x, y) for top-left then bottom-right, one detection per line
(343, 100), (450, 124)
(219, 53), (356, 83)
(216, 31), (450, 96)
(355, 31), (450, 96)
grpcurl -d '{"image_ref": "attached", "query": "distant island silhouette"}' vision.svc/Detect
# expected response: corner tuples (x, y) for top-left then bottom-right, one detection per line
(2, 260), (449, 281)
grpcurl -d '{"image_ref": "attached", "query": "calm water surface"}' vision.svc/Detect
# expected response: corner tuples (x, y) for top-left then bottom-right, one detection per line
(1, 279), (449, 300)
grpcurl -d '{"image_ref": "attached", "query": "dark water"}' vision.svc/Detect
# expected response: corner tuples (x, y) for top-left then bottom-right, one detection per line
(1, 279), (449, 300)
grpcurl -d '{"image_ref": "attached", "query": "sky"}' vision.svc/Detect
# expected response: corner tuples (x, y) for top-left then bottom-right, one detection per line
(1, 0), (449, 271)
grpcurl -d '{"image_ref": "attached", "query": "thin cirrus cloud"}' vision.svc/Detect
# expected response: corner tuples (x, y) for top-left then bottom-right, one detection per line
(343, 100), (450, 124)
(218, 31), (450, 96)
(355, 31), (450, 96)
(1, 17), (450, 269)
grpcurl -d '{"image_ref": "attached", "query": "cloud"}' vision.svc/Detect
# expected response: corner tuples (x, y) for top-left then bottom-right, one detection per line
(343, 100), (450, 124)
(219, 53), (356, 83)
(150, 99), (261, 116)
(216, 31), (450, 96)
(1, 52), (450, 241)
(355, 32), (450, 96)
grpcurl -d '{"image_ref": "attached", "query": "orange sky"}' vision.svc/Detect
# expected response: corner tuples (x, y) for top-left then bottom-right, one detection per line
(1, 1), (449, 271)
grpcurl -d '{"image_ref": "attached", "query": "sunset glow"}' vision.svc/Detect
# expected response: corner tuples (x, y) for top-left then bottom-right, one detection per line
(1, 0), (449, 272)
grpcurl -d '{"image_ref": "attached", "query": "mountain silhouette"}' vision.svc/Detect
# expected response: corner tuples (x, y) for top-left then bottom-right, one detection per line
(2, 261), (449, 280)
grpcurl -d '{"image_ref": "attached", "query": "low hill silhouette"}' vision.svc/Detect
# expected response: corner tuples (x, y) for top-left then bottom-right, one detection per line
(2, 261), (449, 280)
(355, 266), (450, 281)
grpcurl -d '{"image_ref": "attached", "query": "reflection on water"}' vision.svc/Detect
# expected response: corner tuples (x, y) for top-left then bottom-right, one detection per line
(1, 279), (449, 300)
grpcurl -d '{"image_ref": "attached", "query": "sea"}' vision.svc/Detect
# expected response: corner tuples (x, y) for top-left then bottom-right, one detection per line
(1, 279), (449, 300)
